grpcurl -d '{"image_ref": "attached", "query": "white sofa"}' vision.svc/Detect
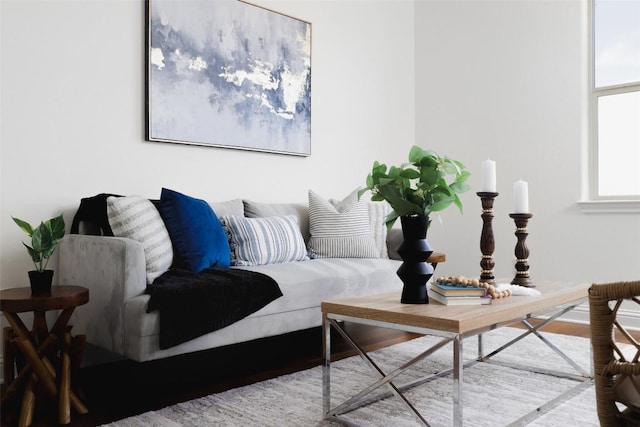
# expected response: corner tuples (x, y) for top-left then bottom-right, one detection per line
(58, 196), (408, 362)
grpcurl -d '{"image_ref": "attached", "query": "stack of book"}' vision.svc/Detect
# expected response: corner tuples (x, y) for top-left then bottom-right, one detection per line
(428, 281), (492, 305)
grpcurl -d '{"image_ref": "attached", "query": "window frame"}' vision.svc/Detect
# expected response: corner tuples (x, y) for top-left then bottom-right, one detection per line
(582, 0), (640, 213)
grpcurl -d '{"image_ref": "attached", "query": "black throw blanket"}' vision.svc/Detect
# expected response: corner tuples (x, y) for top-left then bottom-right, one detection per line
(147, 268), (283, 349)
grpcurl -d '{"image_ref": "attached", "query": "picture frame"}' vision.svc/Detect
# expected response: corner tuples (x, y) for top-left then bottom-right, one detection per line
(146, 0), (311, 156)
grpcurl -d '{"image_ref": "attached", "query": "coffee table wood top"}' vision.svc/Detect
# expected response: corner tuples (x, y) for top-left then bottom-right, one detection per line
(322, 280), (589, 335)
(427, 252), (446, 263)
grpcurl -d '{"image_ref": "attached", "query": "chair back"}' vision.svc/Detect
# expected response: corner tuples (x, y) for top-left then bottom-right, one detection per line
(589, 281), (640, 426)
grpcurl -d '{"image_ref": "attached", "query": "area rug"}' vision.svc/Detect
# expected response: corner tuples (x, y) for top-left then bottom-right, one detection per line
(102, 327), (600, 426)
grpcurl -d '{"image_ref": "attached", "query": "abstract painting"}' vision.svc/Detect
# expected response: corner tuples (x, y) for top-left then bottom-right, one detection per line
(147, 0), (311, 156)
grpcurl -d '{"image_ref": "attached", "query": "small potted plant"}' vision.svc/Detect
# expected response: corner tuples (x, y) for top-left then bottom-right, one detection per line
(359, 145), (470, 303)
(12, 214), (65, 294)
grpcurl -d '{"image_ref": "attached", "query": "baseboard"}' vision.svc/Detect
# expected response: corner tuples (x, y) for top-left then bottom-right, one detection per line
(556, 303), (640, 329)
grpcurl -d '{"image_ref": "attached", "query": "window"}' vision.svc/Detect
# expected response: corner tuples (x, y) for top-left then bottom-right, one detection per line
(589, 0), (640, 202)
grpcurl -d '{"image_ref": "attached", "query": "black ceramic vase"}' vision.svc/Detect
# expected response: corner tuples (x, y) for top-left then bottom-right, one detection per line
(397, 215), (434, 304)
(28, 270), (54, 295)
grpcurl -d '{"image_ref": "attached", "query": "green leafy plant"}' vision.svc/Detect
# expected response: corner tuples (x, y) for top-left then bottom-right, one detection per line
(12, 214), (65, 272)
(359, 145), (471, 229)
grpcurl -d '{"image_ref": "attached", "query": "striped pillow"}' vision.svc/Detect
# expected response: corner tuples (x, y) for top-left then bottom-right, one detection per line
(107, 195), (174, 284)
(222, 215), (309, 266)
(368, 202), (390, 259)
(307, 189), (380, 258)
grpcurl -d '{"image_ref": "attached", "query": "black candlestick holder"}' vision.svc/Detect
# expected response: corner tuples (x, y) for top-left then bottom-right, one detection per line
(509, 213), (534, 288)
(477, 192), (498, 285)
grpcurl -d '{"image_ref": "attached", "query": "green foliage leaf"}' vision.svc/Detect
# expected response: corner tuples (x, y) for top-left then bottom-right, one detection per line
(23, 243), (41, 263)
(453, 194), (464, 213)
(387, 166), (402, 180)
(378, 177), (397, 186)
(49, 214), (66, 240)
(450, 181), (471, 194)
(12, 217), (34, 236)
(377, 185), (423, 216)
(31, 222), (46, 252)
(408, 145), (424, 162)
(442, 160), (459, 175)
(427, 198), (455, 213)
(384, 211), (401, 230)
(400, 168), (420, 179)
(420, 168), (442, 185)
(457, 170), (471, 182)
(358, 186), (369, 200)
(362, 145), (470, 228)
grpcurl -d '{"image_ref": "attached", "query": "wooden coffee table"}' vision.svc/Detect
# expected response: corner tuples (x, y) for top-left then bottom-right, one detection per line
(321, 280), (592, 426)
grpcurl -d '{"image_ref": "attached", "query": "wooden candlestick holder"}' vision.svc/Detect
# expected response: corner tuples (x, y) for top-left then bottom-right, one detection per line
(509, 213), (534, 288)
(477, 192), (498, 285)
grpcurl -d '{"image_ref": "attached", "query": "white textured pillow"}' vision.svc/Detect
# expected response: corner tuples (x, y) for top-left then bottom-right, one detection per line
(367, 202), (390, 258)
(307, 189), (380, 258)
(243, 200), (310, 242)
(222, 214), (309, 266)
(107, 196), (174, 284)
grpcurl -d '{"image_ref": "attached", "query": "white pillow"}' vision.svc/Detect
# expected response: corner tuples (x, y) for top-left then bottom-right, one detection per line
(307, 189), (380, 258)
(367, 202), (390, 259)
(222, 214), (309, 266)
(243, 200), (310, 242)
(107, 196), (174, 284)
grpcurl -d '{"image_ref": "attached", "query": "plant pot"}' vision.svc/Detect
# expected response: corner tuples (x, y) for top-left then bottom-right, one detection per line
(28, 270), (54, 295)
(396, 216), (434, 304)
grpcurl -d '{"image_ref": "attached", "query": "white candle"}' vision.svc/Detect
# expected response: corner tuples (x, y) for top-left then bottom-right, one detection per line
(513, 180), (529, 213)
(481, 159), (496, 192)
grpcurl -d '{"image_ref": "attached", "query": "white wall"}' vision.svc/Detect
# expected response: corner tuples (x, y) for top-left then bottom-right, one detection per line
(415, 0), (640, 286)
(1, 0), (639, 386)
(1, 0), (638, 299)
(0, 0), (416, 287)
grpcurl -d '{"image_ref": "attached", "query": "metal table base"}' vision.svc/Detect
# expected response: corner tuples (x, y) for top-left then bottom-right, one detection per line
(322, 300), (592, 426)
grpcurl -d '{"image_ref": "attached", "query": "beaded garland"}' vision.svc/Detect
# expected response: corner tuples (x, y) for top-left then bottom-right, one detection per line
(434, 275), (512, 299)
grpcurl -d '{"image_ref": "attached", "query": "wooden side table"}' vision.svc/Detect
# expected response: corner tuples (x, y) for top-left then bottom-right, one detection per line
(1, 286), (89, 426)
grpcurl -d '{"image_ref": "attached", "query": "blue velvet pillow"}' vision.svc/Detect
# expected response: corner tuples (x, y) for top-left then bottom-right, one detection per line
(159, 188), (230, 272)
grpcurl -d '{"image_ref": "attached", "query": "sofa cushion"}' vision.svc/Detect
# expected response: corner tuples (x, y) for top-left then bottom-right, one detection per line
(106, 195), (174, 284)
(159, 188), (230, 272)
(222, 214), (309, 266)
(132, 258), (404, 340)
(209, 198), (244, 218)
(237, 258), (402, 316)
(243, 200), (310, 242)
(307, 189), (379, 258)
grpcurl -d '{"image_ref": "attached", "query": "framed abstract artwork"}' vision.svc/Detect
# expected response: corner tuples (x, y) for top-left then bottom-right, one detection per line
(146, 0), (311, 156)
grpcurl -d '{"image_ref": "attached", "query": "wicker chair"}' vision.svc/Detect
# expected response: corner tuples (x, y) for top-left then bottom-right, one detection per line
(589, 281), (640, 426)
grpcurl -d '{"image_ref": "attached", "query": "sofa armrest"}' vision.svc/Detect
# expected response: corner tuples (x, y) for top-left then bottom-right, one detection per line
(386, 228), (403, 260)
(385, 228), (447, 266)
(57, 234), (146, 356)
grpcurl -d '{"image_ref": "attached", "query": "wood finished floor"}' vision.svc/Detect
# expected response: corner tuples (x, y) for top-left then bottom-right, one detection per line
(0, 321), (633, 427)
